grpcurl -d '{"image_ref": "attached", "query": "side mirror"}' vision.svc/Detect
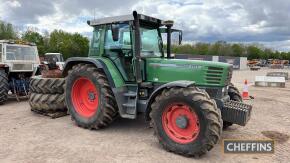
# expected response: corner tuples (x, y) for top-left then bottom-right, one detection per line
(178, 31), (182, 45)
(111, 24), (120, 41)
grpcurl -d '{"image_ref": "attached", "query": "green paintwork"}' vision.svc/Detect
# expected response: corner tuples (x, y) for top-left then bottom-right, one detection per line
(90, 56), (125, 88)
(145, 58), (231, 87)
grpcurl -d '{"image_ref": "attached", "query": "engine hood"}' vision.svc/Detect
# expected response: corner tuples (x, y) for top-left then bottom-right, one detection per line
(145, 58), (232, 87)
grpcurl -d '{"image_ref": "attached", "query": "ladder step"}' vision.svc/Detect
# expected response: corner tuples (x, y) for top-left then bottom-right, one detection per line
(122, 103), (135, 108)
(121, 114), (136, 119)
(123, 92), (137, 97)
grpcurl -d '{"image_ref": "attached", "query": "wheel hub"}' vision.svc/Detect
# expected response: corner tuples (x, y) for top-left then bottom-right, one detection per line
(175, 115), (188, 129)
(88, 91), (96, 101)
(162, 103), (200, 144)
(71, 77), (99, 118)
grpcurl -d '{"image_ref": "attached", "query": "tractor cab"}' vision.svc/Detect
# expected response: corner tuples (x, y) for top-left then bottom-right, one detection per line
(87, 12), (182, 82)
(44, 53), (65, 70)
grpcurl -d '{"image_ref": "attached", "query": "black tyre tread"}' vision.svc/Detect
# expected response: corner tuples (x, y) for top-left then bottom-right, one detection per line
(0, 71), (9, 104)
(223, 83), (242, 129)
(150, 86), (222, 157)
(68, 64), (118, 129)
(228, 83), (242, 102)
(29, 93), (66, 111)
(30, 76), (65, 94)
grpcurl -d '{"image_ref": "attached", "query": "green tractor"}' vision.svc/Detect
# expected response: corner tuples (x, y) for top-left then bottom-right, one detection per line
(62, 11), (252, 157)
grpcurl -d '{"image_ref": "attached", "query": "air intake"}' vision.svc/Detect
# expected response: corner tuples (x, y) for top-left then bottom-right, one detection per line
(205, 66), (224, 84)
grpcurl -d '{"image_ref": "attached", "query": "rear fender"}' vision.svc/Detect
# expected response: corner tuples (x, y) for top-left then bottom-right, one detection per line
(63, 57), (116, 88)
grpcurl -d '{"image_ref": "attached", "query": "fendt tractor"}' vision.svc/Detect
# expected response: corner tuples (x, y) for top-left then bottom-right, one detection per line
(33, 11), (253, 157)
(0, 40), (40, 104)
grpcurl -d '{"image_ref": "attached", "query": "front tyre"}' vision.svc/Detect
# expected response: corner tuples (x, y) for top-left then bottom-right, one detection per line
(65, 64), (118, 129)
(223, 83), (243, 129)
(150, 87), (222, 157)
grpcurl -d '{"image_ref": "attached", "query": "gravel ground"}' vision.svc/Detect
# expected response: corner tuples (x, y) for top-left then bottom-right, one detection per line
(0, 68), (289, 163)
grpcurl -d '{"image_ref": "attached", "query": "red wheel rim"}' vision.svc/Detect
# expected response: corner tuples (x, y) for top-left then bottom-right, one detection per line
(71, 77), (99, 118)
(162, 103), (200, 144)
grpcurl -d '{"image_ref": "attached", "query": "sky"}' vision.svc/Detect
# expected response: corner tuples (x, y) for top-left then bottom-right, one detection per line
(0, 0), (290, 51)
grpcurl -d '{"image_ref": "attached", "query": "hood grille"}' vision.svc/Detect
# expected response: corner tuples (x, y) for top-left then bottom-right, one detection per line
(205, 66), (233, 85)
(206, 66), (224, 84)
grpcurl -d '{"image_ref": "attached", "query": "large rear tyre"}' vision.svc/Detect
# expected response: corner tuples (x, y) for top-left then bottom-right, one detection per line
(30, 76), (65, 94)
(65, 64), (118, 129)
(223, 83), (243, 129)
(29, 93), (66, 111)
(0, 71), (9, 105)
(150, 87), (222, 157)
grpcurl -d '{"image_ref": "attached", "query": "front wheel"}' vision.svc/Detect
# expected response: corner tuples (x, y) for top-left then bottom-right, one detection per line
(150, 87), (222, 157)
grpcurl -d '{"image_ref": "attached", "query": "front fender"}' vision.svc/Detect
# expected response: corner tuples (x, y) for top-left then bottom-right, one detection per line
(145, 80), (195, 120)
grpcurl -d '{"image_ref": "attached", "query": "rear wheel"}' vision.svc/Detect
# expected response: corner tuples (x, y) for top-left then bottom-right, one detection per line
(29, 93), (66, 112)
(65, 64), (118, 129)
(30, 76), (65, 94)
(29, 76), (66, 114)
(150, 87), (222, 157)
(223, 83), (243, 129)
(0, 71), (9, 105)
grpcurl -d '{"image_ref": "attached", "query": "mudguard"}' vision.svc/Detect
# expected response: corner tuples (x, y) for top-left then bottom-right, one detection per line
(145, 80), (195, 120)
(62, 57), (116, 87)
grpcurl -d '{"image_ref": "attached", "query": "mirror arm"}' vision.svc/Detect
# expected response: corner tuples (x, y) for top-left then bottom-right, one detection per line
(166, 25), (172, 58)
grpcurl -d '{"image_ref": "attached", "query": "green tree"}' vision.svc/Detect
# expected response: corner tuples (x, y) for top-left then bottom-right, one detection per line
(247, 45), (262, 59)
(0, 20), (18, 39)
(195, 42), (209, 55)
(49, 30), (89, 59)
(22, 30), (46, 55)
(231, 44), (244, 57)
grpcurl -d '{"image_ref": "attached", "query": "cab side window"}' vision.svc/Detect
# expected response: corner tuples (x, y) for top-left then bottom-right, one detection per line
(104, 23), (132, 53)
(104, 23), (134, 81)
(89, 27), (102, 56)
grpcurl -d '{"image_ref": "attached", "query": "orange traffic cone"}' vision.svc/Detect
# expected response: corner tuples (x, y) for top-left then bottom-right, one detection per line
(242, 80), (250, 100)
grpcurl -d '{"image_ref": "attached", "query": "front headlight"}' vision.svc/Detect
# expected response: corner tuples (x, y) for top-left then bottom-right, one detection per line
(222, 87), (226, 93)
(222, 86), (229, 94)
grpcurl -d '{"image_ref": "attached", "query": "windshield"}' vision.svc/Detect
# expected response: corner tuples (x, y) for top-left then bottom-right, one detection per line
(45, 54), (63, 62)
(6, 45), (37, 61)
(140, 26), (163, 57)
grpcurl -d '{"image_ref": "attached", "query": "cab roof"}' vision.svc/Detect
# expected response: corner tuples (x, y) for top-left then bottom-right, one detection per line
(87, 12), (163, 26)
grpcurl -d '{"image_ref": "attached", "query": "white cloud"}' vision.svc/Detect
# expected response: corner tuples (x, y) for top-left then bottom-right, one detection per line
(0, 0), (289, 51)
(7, 0), (21, 8)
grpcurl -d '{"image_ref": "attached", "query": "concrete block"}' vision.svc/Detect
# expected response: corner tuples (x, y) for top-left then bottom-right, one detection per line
(266, 72), (288, 80)
(255, 76), (286, 88)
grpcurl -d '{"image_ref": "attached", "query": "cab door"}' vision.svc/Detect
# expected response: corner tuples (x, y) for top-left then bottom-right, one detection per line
(103, 23), (135, 82)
